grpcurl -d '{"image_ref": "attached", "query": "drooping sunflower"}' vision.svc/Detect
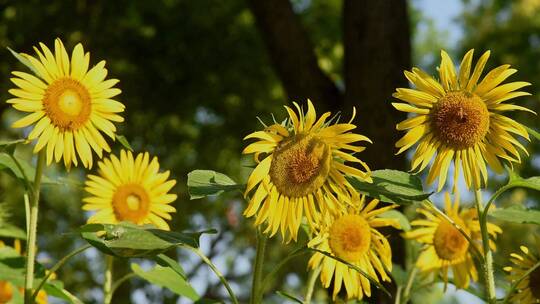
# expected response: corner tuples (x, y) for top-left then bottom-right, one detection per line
(404, 192), (502, 288)
(504, 246), (540, 303)
(393, 49), (534, 190)
(307, 196), (399, 300)
(243, 100), (372, 242)
(8, 38), (125, 169)
(0, 240), (48, 304)
(82, 150), (177, 230)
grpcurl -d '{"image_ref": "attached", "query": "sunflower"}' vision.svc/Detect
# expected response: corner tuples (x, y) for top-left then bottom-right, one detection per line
(8, 38), (125, 169)
(0, 240), (48, 304)
(504, 246), (540, 303)
(393, 49), (533, 191)
(243, 100), (372, 242)
(404, 192), (502, 288)
(307, 196), (399, 300)
(82, 150), (177, 230)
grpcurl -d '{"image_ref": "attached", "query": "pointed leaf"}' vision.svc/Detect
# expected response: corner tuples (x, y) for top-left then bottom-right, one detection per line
(187, 170), (244, 199)
(489, 205), (540, 225)
(7, 47), (39, 75)
(131, 263), (199, 300)
(116, 135), (133, 152)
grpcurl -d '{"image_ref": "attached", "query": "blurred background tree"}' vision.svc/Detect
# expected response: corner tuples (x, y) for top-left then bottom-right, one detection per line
(0, 0), (538, 303)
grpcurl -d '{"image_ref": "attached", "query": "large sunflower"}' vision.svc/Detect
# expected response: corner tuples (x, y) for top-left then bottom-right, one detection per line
(82, 150), (177, 230)
(8, 38), (125, 169)
(504, 246), (540, 303)
(393, 49), (533, 190)
(243, 100), (372, 242)
(404, 193), (502, 288)
(307, 196), (398, 300)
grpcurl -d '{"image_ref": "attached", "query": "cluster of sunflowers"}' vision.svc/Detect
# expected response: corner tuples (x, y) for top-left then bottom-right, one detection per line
(0, 39), (539, 304)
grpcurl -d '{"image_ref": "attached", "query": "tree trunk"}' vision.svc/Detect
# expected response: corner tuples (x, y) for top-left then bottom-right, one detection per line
(247, 0), (342, 111)
(343, 0), (411, 171)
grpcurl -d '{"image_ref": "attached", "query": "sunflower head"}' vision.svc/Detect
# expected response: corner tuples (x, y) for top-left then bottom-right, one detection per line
(504, 246), (540, 303)
(393, 49), (533, 191)
(308, 196), (399, 300)
(242, 100), (372, 242)
(83, 150), (177, 230)
(404, 193), (502, 289)
(8, 38), (125, 169)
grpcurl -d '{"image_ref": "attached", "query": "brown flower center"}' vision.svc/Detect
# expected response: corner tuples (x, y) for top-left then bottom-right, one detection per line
(433, 220), (469, 261)
(432, 91), (489, 149)
(530, 267), (540, 300)
(112, 183), (150, 224)
(328, 214), (371, 263)
(43, 77), (91, 131)
(269, 134), (331, 197)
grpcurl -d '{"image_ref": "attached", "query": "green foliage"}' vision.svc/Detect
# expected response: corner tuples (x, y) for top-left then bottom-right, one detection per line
(347, 170), (432, 205)
(131, 263), (199, 301)
(380, 210), (411, 231)
(6, 47), (38, 75)
(187, 170), (243, 199)
(115, 135), (133, 152)
(490, 205), (540, 225)
(79, 222), (216, 258)
(0, 223), (26, 239)
(0, 153), (55, 185)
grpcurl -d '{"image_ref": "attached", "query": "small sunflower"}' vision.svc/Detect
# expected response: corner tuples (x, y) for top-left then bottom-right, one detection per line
(404, 193), (502, 288)
(393, 49), (534, 190)
(504, 246), (540, 303)
(243, 100), (372, 242)
(0, 240), (48, 304)
(82, 150), (177, 230)
(307, 196), (398, 300)
(8, 38), (125, 169)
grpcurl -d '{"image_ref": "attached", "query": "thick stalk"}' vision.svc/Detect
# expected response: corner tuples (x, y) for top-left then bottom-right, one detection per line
(250, 230), (267, 304)
(474, 188), (496, 303)
(24, 151), (46, 304)
(103, 256), (114, 304)
(304, 266), (321, 304)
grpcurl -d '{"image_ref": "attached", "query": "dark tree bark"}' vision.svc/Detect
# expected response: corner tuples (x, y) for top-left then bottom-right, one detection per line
(247, 0), (343, 111)
(344, 0), (411, 171)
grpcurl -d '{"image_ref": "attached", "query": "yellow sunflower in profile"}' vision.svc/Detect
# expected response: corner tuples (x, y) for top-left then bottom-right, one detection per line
(8, 38), (125, 168)
(0, 240), (48, 304)
(393, 49), (533, 190)
(307, 196), (398, 300)
(82, 150), (177, 230)
(504, 246), (540, 303)
(404, 193), (502, 288)
(243, 100), (372, 242)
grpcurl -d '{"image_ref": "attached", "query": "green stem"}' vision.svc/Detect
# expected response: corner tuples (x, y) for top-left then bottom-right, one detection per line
(250, 230), (267, 304)
(474, 188), (496, 304)
(111, 273), (137, 297)
(184, 246), (239, 304)
(32, 244), (91, 299)
(103, 255), (114, 304)
(24, 150), (46, 304)
(304, 266), (321, 304)
(401, 267), (418, 304)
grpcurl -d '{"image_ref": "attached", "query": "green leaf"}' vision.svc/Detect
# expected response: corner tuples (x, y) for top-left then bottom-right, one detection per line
(116, 135), (134, 152)
(131, 263), (200, 300)
(348, 170), (432, 205)
(379, 210), (411, 231)
(308, 248), (391, 297)
(390, 264), (407, 286)
(187, 170), (244, 199)
(276, 291), (303, 304)
(0, 153), (55, 185)
(7, 47), (39, 75)
(43, 280), (84, 304)
(485, 172), (540, 211)
(525, 126), (540, 142)
(489, 205), (540, 225)
(0, 223), (26, 239)
(80, 222), (216, 258)
(0, 139), (27, 155)
(154, 254), (187, 279)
